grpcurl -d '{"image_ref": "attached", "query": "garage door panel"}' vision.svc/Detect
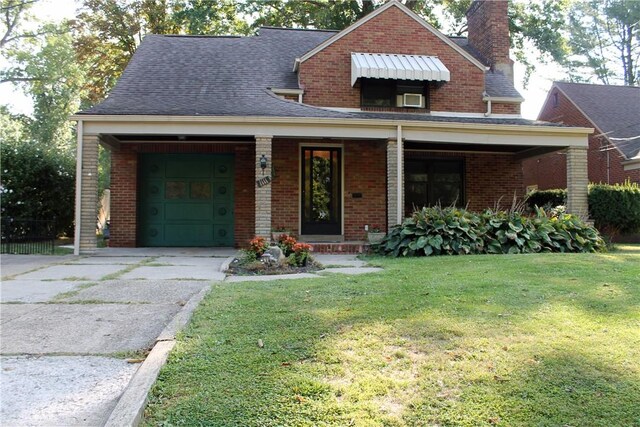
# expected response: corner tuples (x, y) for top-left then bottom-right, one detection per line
(214, 224), (233, 246)
(164, 224), (214, 245)
(138, 154), (234, 247)
(214, 160), (233, 179)
(166, 159), (212, 178)
(165, 203), (213, 221)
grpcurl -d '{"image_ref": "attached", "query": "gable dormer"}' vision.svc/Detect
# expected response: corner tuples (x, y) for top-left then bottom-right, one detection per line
(295, 1), (490, 114)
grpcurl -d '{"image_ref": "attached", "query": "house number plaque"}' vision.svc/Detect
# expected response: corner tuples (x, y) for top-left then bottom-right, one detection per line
(256, 176), (272, 188)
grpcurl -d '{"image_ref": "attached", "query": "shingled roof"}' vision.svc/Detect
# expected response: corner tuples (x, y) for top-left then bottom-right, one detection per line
(80, 27), (523, 120)
(554, 82), (640, 160)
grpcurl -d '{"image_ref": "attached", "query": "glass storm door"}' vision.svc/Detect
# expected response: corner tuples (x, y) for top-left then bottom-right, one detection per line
(301, 147), (342, 235)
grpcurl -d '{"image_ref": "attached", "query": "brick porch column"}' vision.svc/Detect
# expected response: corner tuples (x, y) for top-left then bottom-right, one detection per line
(74, 130), (99, 254)
(566, 146), (589, 218)
(255, 135), (273, 239)
(387, 137), (404, 230)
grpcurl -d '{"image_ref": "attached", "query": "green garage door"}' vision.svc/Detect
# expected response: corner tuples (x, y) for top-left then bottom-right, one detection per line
(138, 154), (234, 247)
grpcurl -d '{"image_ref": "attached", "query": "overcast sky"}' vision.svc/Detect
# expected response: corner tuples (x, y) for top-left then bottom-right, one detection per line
(1, 0), (567, 119)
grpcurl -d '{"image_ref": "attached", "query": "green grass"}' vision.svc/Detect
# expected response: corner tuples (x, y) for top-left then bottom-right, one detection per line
(144, 246), (640, 427)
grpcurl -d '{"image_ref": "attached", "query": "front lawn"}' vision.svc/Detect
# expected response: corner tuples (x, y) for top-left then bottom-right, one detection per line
(144, 246), (640, 426)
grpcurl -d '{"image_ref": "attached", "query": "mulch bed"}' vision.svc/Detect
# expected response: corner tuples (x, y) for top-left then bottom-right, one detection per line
(226, 258), (323, 276)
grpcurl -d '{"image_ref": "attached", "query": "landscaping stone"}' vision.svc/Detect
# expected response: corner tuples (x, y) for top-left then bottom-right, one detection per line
(264, 246), (286, 264)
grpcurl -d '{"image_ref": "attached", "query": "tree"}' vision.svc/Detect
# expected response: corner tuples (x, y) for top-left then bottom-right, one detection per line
(566, 0), (640, 86)
(1, 0), (42, 50)
(1, 24), (86, 149)
(74, 0), (249, 104)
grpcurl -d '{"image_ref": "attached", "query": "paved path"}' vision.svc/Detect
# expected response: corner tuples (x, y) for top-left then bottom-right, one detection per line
(0, 251), (227, 426)
(0, 249), (380, 426)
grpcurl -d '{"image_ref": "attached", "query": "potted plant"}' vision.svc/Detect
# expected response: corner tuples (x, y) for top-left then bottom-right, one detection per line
(271, 225), (295, 243)
(367, 225), (385, 244)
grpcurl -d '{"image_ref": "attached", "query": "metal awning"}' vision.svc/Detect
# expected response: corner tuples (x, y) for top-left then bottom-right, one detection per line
(351, 52), (450, 86)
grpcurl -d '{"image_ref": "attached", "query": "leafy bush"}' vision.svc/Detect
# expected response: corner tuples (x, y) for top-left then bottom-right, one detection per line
(0, 141), (75, 236)
(376, 206), (605, 257)
(525, 189), (567, 210)
(588, 181), (640, 234)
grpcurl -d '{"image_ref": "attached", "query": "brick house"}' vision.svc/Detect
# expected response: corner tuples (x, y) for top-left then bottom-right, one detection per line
(523, 82), (640, 190)
(71, 0), (592, 254)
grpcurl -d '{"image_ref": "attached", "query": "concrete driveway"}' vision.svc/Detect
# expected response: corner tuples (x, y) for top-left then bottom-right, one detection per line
(0, 250), (232, 426)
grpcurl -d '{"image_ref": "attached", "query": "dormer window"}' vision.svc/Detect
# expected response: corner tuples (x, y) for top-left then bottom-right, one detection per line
(361, 79), (428, 109)
(351, 53), (449, 110)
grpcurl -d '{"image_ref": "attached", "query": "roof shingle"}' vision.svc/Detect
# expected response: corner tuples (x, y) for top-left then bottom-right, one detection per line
(554, 82), (640, 159)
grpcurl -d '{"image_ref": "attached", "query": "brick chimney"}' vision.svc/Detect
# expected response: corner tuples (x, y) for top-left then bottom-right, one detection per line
(466, 0), (514, 83)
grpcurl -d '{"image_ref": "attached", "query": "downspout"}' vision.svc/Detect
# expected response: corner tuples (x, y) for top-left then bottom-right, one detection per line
(73, 120), (83, 255)
(483, 91), (492, 117)
(397, 125), (403, 225)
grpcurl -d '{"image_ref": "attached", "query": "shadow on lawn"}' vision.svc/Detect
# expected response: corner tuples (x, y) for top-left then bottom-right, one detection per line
(145, 251), (640, 426)
(405, 349), (640, 426)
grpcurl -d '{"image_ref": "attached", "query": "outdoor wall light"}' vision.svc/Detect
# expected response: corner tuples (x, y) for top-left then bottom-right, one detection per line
(260, 154), (268, 174)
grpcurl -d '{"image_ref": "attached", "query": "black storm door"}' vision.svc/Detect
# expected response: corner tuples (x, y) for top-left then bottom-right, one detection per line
(301, 147), (342, 235)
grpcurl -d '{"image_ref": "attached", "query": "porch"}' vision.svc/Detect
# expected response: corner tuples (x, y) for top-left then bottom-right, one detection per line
(72, 115), (592, 254)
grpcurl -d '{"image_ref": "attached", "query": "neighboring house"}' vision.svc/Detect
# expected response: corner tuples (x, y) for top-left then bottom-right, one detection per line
(523, 82), (640, 190)
(71, 0), (592, 254)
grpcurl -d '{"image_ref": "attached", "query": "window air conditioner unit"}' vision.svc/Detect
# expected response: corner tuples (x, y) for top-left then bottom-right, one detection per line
(403, 93), (424, 108)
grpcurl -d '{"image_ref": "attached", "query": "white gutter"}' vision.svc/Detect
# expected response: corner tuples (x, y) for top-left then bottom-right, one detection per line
(397, 125), (403, 225)
(69, 114), (594, 136)
(73, 120), (83, 255)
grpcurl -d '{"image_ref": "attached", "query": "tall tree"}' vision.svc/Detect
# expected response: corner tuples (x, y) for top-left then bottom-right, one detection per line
(566, 0), (640, 85)
(1, 0), (41, 50)
(74, 0), (248, 104)
(1, 23), (86, 149)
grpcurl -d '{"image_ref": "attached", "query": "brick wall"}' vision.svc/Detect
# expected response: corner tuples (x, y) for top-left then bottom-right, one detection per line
(298, 5), (486, 113)
(522, 87), (640, 188)
(109, 142), (255, 248)
(406, 150), (524, 211)
(271, 139), (387, 240)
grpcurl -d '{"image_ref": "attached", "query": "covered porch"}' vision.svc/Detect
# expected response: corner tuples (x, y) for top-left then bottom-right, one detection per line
(72, 115), (592, 254)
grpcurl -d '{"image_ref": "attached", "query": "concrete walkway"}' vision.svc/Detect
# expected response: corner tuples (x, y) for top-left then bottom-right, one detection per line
(0, 249), (380, 426)
(0, 251), (227, 426)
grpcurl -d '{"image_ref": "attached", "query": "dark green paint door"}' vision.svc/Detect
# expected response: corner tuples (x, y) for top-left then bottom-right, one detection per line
(138, 154), (234, 247)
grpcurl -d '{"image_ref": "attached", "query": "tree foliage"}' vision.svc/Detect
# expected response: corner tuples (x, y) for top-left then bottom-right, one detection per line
(566, 0), (640, 85)
(1, 23), (85, 149)
(0, 123), (76, 236)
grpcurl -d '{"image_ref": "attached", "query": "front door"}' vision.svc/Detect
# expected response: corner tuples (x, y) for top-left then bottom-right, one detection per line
(301, 147), (342, 235)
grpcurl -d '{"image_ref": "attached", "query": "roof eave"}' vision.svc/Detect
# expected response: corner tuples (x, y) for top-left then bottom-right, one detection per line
(70, 113), (594, 136)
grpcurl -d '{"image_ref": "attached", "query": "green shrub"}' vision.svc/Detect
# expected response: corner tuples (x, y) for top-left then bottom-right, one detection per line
(525, 189), (567, 210)
(588, 181), (640, 234)
(376, 206), (604, 257)
(0, 141), (75, 236)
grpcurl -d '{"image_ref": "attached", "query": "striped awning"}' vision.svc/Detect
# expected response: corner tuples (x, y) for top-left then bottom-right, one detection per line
(351, 53), (450, 86)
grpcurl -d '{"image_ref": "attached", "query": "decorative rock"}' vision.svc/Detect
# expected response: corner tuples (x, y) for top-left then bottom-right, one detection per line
(264, 246), (286, 264)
